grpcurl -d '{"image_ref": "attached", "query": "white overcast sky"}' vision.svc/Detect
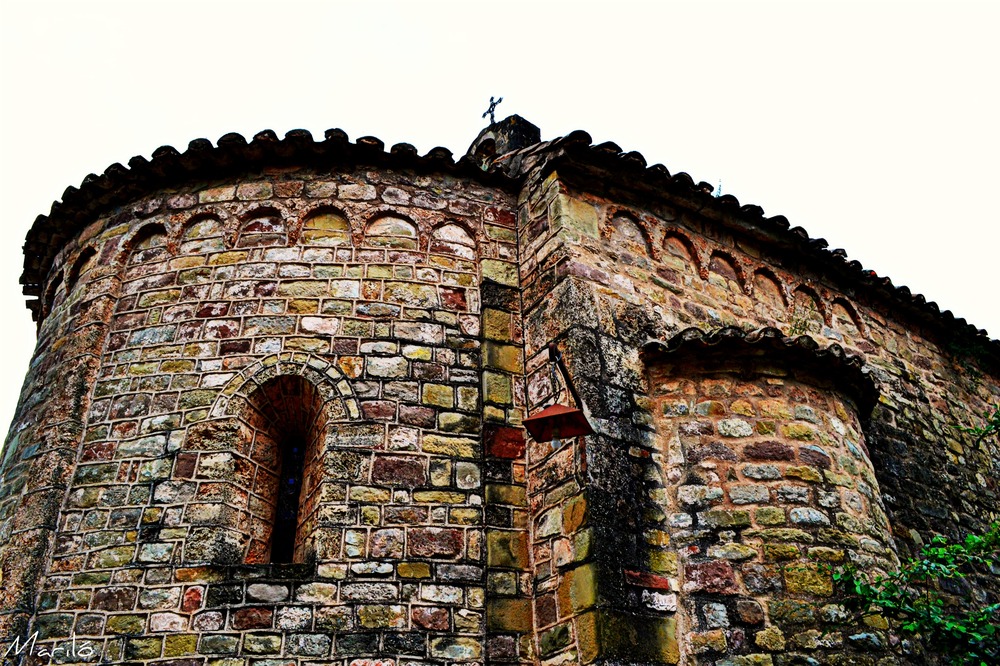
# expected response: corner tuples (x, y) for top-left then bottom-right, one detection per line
(1, 0), (998, 431)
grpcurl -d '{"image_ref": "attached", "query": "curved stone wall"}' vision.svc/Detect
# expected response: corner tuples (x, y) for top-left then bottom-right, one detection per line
(518, 173), (999, 665)
(0, 166), (527, 663)
(645, 331), (894, 664)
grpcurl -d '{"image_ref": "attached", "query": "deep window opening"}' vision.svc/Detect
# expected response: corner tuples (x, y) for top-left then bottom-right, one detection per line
(271, 430), (307, 563)
(244, 375), (327, 564)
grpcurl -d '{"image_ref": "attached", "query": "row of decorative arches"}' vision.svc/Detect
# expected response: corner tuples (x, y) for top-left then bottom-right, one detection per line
(41, 206), (481, 320)
(605, 210), (867, 335)
(121, 206), (479, 259)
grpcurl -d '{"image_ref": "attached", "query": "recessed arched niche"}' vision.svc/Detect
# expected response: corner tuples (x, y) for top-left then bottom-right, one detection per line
(660, 232), (700, 287)
(609, 213), (652, 258)
(239, 375), (329, 564)
(365, 214), (418, 250)
(126, 224), (169, 266)
(791, 286), (825, 335)
(472, 137), (497, 170)
(41, 272), (65, 320)
(429, 223), (476, 259)
(301, 209), (351, 246)
(237, 209), (287, 248)
(708, 252), (740, 285)
(832, 299), (863, 338)
(753, 269), (786, 320)
(66, 247), (98, 295)
(181, 214), (226, 254)
(180, 358), (356, 566)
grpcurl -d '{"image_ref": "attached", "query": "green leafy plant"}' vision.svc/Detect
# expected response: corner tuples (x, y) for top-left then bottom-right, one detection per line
(833, 405), (1000, 665)
(833, 525), (1000, 665)
(787, 303), (820, 337)
(957, 404), (1000, 444)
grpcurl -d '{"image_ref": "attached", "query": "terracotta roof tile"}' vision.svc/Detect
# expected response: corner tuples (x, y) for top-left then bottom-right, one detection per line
(20, 124), (998, 355)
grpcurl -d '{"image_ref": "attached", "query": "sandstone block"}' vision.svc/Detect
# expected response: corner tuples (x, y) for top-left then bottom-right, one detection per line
(754, 625), (786, 651)
(357, 604), (407, 629)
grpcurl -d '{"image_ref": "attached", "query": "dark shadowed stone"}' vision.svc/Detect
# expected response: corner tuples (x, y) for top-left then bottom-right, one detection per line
(372, 455), (426, 487)
(337, 632), (380, 653)
(539, 623), (572, 657)
(231, 607), (273, 630)
(744, 440), (795, 461)
(407, 527), (464, 558)
(481, 279), (520, 311)
(35, 613), (74, 639)
(91, 587), (137, 611)
(689, 441), (739, 462)
(799, 445), (832, 469)
(736, 599), (765, 624)
(412, 606), (449, 630)
(384, 632), (426, 655)
(487, 635), (518, 659)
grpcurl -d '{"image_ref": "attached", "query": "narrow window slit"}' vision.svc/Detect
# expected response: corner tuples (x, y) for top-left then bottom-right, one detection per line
(271, 435), (307, 563)
(241, 375), (329, 565)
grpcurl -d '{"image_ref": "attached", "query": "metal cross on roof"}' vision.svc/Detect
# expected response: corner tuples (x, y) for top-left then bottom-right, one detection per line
(482, 96), (503, 125)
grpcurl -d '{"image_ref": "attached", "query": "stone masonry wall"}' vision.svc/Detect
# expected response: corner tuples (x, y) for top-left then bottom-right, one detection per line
(1, 128), (998, 666)
(0, 165), (527, 665)
(647, 340), (894, 664)
(517, 168), (999, 664)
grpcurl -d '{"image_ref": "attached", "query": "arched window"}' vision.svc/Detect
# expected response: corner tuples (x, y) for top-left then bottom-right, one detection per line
(272, 430), (308, 563)
(242, 375), (328, 563)
(180, 357), (358, 566)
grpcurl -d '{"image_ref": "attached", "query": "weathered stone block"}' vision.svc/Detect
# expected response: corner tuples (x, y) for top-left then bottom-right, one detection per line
(684, 561), (739, 595)
(408, 527), (464, 558)
(357, 604), (407, 630)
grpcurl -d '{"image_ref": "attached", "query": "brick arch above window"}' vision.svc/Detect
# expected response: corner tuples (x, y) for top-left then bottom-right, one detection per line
(177, 354), (362, 565)
(211, 352), (358, 421)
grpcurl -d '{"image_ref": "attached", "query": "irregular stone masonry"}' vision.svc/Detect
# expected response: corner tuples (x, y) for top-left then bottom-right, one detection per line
(0, 117), (998, 665)
(1, 166), (527, 665)
(646, 339), (894, 663)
